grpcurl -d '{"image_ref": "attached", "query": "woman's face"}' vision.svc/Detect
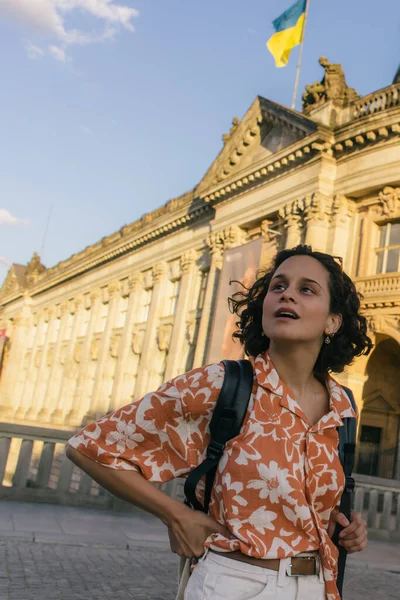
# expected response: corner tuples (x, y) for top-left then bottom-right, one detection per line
(262, 255), (341, 346)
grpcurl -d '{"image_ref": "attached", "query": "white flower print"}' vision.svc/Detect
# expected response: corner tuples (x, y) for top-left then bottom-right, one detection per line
(104, 420), (144, 453)
(247, 461), (293, 504)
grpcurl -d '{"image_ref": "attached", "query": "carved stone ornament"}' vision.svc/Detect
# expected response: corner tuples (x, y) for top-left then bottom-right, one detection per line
(186, 318), (197, 346)
(34, 349), (42, 368)
(303, 193), (333, 223)
(153, 262), (168, 284)
(131, 329), (145, 355)
(378, 187), (400, 218)
(302, 57), (359, 113)
(59, 343), (68, 365)
(25, 252), (46, 286)
(279, 199), (303, 230)
(222, 116), (240, 144)
(180, 250), (197, 275)
(260, 220), (281, 243)
(90, 338), (100, 361)
(24, 350), (31, 369)
(74, 341), (83, 364)
(157, 323), (173, 352)
(367, 314), (400, 333)
(331, 195), (354, 224)
(109, 333), (121, 358)
(47, 347), (54, 367)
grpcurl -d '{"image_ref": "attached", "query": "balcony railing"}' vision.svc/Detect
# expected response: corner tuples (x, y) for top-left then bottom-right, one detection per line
(354, 273), (400, 297)
(352, 83), (400, 120)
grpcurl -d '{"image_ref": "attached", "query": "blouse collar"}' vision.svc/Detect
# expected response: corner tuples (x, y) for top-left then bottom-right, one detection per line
(250, 351), (357, 428)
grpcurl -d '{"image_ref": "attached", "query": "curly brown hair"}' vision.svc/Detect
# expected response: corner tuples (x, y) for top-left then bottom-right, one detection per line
(228, 245), (373, 375)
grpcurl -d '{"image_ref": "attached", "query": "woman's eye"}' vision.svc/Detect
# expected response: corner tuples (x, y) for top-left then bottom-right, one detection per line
(272, 284), (285, 291)
(301, 287), (314, 293)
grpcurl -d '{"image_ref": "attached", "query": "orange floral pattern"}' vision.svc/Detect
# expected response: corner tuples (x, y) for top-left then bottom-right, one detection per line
(68, 351), (357, 600)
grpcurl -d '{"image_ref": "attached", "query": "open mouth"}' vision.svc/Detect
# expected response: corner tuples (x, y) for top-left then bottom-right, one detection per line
(274, 309), (299, 320)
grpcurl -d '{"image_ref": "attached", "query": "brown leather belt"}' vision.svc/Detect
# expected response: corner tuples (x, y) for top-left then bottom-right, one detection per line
(210, 550), (317, 576)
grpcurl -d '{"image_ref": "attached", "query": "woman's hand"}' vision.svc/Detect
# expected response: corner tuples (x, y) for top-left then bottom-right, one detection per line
(167, 505), (230, 558)
(328, 510), (368, 553)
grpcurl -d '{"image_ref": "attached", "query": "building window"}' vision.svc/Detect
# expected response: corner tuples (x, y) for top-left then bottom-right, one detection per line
(117, 296), (128, 328)
(376, 222), (400, 273)
(136, 289), (152, 323)
(162, 280), (180, 317)
(197, 271), (208, 311)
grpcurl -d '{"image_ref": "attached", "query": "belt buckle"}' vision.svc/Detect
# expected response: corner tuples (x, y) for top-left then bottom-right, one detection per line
(287, 556), (316, 577)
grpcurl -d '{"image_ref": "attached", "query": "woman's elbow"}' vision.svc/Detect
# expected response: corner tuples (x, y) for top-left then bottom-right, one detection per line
(65, 444), (80, 463)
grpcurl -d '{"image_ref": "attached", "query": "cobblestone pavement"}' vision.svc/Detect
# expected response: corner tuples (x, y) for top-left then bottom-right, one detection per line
(1, 539), (400, 600)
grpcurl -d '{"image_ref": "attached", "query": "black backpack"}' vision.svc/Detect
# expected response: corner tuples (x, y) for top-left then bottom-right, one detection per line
(184, 359), (356, 599)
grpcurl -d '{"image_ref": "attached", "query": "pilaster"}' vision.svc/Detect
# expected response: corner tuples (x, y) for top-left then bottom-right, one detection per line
(85, 281), (121, 420)
(108, 273), (144, 412)
(134, 262), (168, 398)
(164, 250), (197, 380)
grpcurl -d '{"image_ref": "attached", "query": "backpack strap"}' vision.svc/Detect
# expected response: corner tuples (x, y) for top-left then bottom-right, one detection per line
(184, 359), (254, 513)
(333, 385), (357, 599)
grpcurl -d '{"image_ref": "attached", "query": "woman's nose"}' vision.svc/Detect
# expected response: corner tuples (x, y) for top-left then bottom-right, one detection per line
(280, 290), (295, 302)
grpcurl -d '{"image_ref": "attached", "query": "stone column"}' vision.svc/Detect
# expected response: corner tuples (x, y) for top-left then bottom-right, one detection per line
(134, 262), (168, 399)
(336, 351), (370, 440)
(303, 193), (332, 252)
(26, 307), (58, 421)
(85, 281), (121, 420)
(14, 311), (48, 420)
(50, 296), (86, 424)
(66, 290), (101, 425)
(260, 219), (281, 269)
(279, 200), (304, 249)
(109, 273), (143, 412)
(192, 227), (247, 369)
(0, 307), (30, 418)
(164, 250), (197, 380)
(328, 195), (355, 265)
(38, 301), (70, 422)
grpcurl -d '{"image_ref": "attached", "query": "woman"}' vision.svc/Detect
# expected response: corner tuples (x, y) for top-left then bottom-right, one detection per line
(67, 245), (372, 600)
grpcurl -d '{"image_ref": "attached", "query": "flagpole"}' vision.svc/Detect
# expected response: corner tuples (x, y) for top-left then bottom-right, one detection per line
(291, 0), (310, 110)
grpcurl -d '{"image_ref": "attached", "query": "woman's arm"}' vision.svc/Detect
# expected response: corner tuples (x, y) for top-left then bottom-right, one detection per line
(66, 444), (229, 557)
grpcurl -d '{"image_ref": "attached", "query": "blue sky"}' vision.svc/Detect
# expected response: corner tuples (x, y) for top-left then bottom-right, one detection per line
(0, 0), (399, 285)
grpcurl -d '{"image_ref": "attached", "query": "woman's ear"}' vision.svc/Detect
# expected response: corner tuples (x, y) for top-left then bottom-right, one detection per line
(326, 314), (343, 336)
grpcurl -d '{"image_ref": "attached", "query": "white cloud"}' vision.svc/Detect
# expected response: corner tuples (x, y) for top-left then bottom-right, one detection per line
(49, 44), (68, 62)
(26, 43), (45, 60)
(0, 209), (29, 226)
(0, 0), (139, 61)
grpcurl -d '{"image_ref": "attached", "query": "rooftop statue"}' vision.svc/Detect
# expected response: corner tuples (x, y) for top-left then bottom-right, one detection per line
(302, 57), (359, 113)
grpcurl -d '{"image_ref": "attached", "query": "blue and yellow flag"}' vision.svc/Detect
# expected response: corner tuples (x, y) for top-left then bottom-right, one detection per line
(267, 0), (307, 68)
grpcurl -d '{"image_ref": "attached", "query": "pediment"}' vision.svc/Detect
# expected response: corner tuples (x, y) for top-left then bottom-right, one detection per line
(0, 264), (26, 299)
(196, 96), (317, 195)
(363, 390), (398, 412)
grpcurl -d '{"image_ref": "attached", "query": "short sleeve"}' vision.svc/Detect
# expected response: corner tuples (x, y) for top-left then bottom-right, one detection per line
(68, 362), (225, 483)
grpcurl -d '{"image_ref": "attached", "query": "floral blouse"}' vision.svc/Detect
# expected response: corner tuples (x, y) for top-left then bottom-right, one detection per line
(68, 351), (357, 600)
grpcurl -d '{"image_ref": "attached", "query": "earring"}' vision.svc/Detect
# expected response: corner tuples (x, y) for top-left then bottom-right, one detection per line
(261, 331), (266, 337)
(325, 334), (332, 345)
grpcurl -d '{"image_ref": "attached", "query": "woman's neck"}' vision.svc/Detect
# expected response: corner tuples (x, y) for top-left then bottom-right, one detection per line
(268, 342), (322, 397)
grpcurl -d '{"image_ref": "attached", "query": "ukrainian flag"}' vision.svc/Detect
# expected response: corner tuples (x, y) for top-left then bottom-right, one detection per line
(267, 0), (307, 68)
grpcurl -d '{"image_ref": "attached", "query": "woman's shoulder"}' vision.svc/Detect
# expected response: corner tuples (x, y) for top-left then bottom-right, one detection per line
(173, 362), (225, 395)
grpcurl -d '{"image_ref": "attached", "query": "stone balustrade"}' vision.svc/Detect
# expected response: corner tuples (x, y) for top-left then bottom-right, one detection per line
(1, 423), (399, 539)
(352, 83), (400, 119)
(355, 273), (400, 297)
(353, 474), (400, 542)
(0, 423), (181, 511)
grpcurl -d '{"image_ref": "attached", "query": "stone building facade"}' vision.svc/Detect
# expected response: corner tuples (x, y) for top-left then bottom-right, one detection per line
(1, 58), (400, 479)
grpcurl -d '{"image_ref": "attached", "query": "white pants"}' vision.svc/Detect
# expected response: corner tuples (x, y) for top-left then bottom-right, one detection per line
(184, 550), (326, 600)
